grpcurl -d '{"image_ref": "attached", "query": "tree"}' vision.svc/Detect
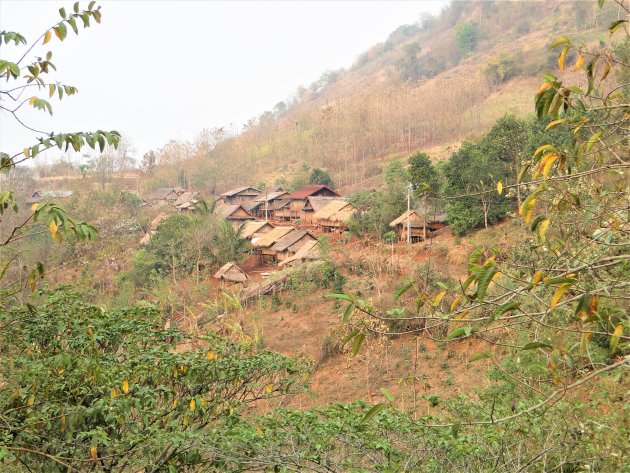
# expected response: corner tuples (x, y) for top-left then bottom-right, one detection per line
(0, 288), (307, 471)
(0, 2), (120, 303)
(455, 22), (478, 56)
(308, 168), (334, 188)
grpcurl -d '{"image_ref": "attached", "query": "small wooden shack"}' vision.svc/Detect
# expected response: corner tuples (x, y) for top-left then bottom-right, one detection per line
(270, 230), (318, 262)
(213, 262), (248, 285)
(253, 191), (291, 219)
(219, 186), (261, 205)
(301, 196), (346, 224)
(389, 210), (440, 242)
(313, 201), (357, 232)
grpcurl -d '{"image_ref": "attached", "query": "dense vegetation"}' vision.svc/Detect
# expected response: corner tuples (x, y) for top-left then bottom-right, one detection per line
(1, 1), (628, 472)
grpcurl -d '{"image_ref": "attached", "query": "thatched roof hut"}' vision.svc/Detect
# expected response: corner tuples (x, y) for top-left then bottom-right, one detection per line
(213, 262), (248, 283)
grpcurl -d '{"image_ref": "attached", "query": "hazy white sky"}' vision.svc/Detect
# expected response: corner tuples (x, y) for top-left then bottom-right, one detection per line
(1, 0), (445, 162)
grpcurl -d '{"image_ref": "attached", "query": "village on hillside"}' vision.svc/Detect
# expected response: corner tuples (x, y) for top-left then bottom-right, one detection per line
(133, 183), (448, 286)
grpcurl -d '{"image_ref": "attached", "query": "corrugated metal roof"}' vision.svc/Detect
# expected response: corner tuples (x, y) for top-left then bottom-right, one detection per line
(173, 191), (200, 207)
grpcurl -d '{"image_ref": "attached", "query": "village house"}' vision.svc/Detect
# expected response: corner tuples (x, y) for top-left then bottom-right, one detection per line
(269, 230), (318, 262)
(283, 185), (341, 221)
(389, 210), (444, 242)
(313, 200), (357, 232)
(174, 191), (204, 213)
(146, 187), (186, 204)
(268, 199), (293, 221)
(219, 186), (261, 205)
(252, 190), (291, 219)
(278, 239), (321, 267)
(213, 262), (248, 285)
(301, 196), (346, 224)
(251, 226), (295, 262)
(215, 202), (255, 224)
(239, 220), (275, 240)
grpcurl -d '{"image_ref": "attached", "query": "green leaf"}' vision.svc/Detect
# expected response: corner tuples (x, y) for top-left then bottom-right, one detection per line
(341, 329), (359, 347)
(325, 293), (353, 302)
(586, 130), (603, 153)
(342, 303), (355, 324)
(361, 403), (385, 423)
(451, 420), (462, 438)
(491, 301), (521, 320)
(380, 387), (394, 402)
(609, 20), (627, 34)
(352, 333), (365, 356)
(59, 7), (67, 18)
(548, 36), (570, 49)
(54, 23), (67, 41)
(394, 280), (414, 301)
(469, 351), (492, 362)
(68, 16), (79, 35)
(522, 341), (552, 350)
(446, 326), (472, 340)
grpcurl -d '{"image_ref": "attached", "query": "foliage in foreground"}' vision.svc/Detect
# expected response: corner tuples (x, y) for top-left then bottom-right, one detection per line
(0, 289), (308, 471)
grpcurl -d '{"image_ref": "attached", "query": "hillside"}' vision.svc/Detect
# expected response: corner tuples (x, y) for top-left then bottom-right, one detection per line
(141, 0), (619, 193)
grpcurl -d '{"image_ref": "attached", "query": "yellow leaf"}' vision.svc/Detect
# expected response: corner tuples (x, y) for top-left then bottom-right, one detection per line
(589, 295), (599, 314)
(90, 446), (98, 463)
(256, 424), (264, 435)
(491, 271), (502, 283)
(550, 284), (570, 309)
(60, 414), (67, 432)
(23, 147), (30, 158)
(172, 399), (178, 408)
(573, 53), (584, 71)
(183, 415), (189, 426)
(173, 367), (178, 378)
(26, 395), (35, 406)
(558, 46), (569, 71)
(110, 388), (118, 399)
(28, 96), (37, 105)
(229, 407), (234, 415)
(538, 218), (550, 239)
(49, 220), (58, 236)
(580, 331), (592, 353)
(206, 350), (216, 360)
(31, 203), (40, 212)
(450, 294), (463, 311)
(535, 81), (552, 96)
(610, 324), (623, 352)
(497, 181), (503, 195)
(545, 119), (566, 130)
(43, 30), (52, 45)
(522, 198), (537, 224)
(121, 379), (129, 394)
(265, 384), (273, 394)
(600, 60), (611, 81)
(189, 398), (196, 411)
(432, 290), (446, 306)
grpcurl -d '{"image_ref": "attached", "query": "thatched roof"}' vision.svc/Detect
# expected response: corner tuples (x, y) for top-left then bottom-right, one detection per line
(252, 226), (294, 248)
(240, 220), (275, 239)
(220, 186), (260, 197)
(270, 230), (317, 252)
(173, 191), (200, 207)
(314, 201), (356, 222)
(215, 203), (255, 220)
(146, 187), (182, 200)
(279, 240), (321, 267)
(268, 199), (291, 211)
(213, 262), (248, 283)
(287, 185), (340, 200)
(389, 210), (424, 228)
(304, 196), (346, 212)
